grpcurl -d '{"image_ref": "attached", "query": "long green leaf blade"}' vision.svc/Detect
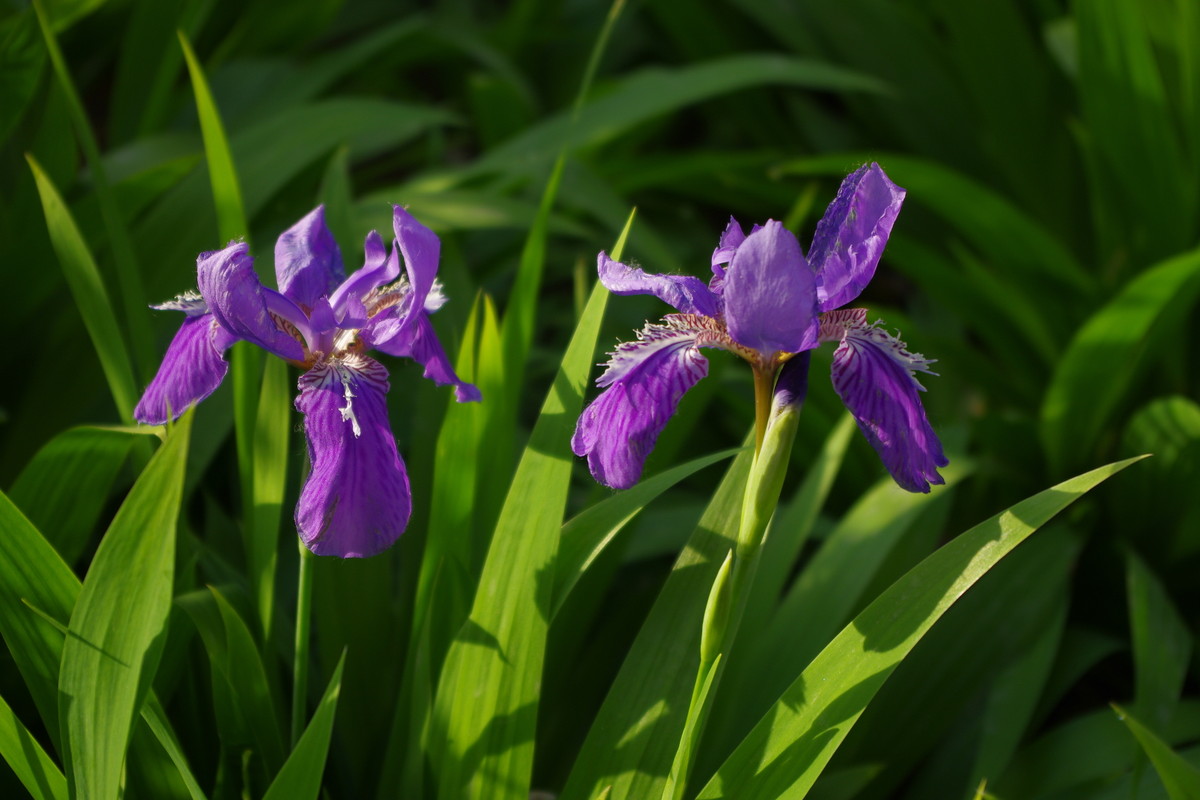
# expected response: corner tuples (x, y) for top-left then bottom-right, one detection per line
(58, 411), (192, 799)
(696, 457), (1143, 799)
(261, 654), (346, 800)
(1112, 704), (1200, 800)
(0, 690), (67, 800)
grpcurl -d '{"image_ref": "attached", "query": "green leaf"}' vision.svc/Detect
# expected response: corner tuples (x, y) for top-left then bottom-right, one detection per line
(26, 154), (139, 423)
(1112, 704), (1200, 800)
(0, 11), (45, 146)
(249, 357), (291, 637)
(177, 29), (246, 243)
(0, 690), (67, 800)
(261, 654), (345, 800)
(560, 442), (755, 800)
(9, 426), (136, 565)
(552, 448), (740, 618)
(430, 279), (609, 799)
(58, 410), (192, 799)
(1042, 247), (1200, 473)
(1127, 551), (1192, 730)
(695, 457), (1144, 799)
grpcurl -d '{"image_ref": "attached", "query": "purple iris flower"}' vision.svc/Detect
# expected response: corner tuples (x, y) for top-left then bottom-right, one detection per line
(572, 163), (947, 493)
(135, 205), (480, 558)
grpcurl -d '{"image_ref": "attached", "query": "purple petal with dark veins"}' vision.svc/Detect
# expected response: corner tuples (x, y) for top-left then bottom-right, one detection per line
(391, 205), (440, 337)
(294, 355), (411, 557)
(597, 253), (719, 317)
(134, 314), (230, 424)
(723, 220), (818, 356)
(197, 242), (305, 361)
(369, 311), (481, 402)
(329, 230), (398, 318)
(572, 320), (710, 489)
(824, 309), (947, 492)
(809, 162), (905, 312)
(274, 206), (344, 308)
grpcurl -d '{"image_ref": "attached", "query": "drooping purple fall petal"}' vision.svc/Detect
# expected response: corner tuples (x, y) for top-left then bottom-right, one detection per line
(294, 354), (411, 557)
(134, 313), (231, 424)
(597, 252), (720, 317)
(196, 242), (306, 361)
(274, 205), (344, 309)
(723, 221), (819, 356)
(369, 312), (481, 403)
(822, 308), (947, 492)
(809, 163), (906, 313)
(572, 320), (710, 489)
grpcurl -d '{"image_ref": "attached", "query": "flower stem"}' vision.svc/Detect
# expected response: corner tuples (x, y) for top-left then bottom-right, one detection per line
(752, 367), (774, 455)
(291, 542), (314, 746)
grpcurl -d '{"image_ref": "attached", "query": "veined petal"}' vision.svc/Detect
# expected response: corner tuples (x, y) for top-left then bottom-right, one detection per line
(294, 354), (410, 557)
(369, 311), (481, 403)
(809, 162), (905, 312)
(391, 205), (440, 337)
(823, 308), (947, 492)
(197, 242), (305, 361)
(329, 230), (399, 318)
(598, 252), (719, 317)
(274, 206), (344, 308)
(723, 220), (819, 356)
(134, 314), (230, 424)
(572, 319), (710, 489)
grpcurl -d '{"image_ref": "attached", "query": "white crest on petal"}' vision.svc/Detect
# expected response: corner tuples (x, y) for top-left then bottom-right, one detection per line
(151, 289), (208, 317)
(820, 307), (938, 389)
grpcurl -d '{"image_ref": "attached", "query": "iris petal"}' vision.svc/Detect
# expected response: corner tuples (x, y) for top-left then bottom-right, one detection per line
(597, 252), (720, 317)
(809, 163), (905, 312)
(370, 312), (481, 403)
(274, 206), (344, 308)
(197, 242), (305, 361)
(294, 355), (411, 558)
(391, 205), (440, 339)
(134, 313), (230, 424)
(329, 231), (399, 318)
(824, 308), (947, 492)
(723, 220), (818, 356)
(572, 320), (710, 489)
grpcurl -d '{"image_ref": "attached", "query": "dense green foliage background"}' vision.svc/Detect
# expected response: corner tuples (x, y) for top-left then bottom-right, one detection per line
(2, 0), (1199, 798)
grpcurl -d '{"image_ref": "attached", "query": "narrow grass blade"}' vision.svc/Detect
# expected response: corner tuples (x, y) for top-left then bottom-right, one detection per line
(1112, 704), (1200, 800)
(58, 410), (192, 799)
(1127, 551), (1192, 730)
(9, 426), (136, 565)
(552, 447), (740, 618)
(0, 690), (67, 800)
(261, 653), (345, 800)
(250, 356), (291, 637)
(1042, 247), (1200, 474)
(27, 154), (138, 423)
(140, 695), (208, 800)
(430, 280), (609, 800)
(695, 457), (1144, 799)
(33, 0), (153, 377)
(177, 29), (246, 244)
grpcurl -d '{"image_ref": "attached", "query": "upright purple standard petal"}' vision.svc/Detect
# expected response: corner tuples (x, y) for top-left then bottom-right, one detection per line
(392, 205), (440, 335)
(823, 309), (947, 492)
(274, 206), (344, 309)
(723, 221), (819, 356)
(134, 314), (231, 424)
(294, 354), (411, 557)
(572, 319), (710, 489)
(197, 242), (305, 361)
(329, 231), (399, 319)
(710, 216), (746, 268)
(809, 163), (905, 312)
(598, 252), (720, 317)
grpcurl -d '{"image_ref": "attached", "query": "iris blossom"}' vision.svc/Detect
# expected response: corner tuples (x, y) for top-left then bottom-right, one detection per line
(135, 206), (480, 557)
(572, 163), (947, 492)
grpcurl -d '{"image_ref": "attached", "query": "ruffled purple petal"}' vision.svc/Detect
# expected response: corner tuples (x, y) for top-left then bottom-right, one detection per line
(809, 163), (905, 312)
(598, 252), (720, 317)
(723, 220), (819, 356)
(274, 206), (344, 309)
(294, 355), (411, 557)
(369, 311), (481, 403)
(572, 319), (710, 489)
(329, 231), (398, 319)
(135, 313), (231, 424)
(197, 242), (305, 361)
(710, 216), (746, 268)
(391, 205), (440, 336)
(823, 308), (947, 492)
